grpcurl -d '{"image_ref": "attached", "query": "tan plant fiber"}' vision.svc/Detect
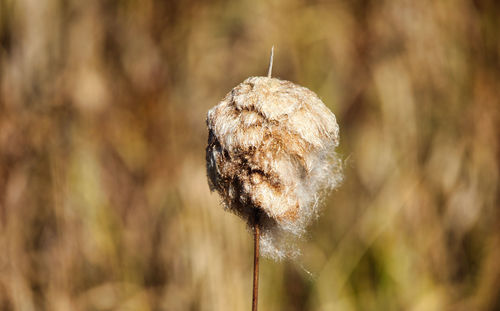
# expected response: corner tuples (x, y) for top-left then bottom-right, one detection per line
(206, 75), (342, 260)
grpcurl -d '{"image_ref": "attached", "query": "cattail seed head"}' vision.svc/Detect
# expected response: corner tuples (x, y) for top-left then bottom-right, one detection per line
(206, 76), (342, 259)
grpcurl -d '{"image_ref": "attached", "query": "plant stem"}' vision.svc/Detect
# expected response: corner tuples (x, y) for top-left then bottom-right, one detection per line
(252, 222), (260, 311)
(253, 45), (271, 309)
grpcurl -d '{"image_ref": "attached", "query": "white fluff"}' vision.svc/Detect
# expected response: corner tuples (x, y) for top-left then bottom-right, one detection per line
(206, 76), (342, 260)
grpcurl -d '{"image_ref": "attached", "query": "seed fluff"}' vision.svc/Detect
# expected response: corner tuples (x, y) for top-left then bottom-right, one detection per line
(206, 53), (342, 260)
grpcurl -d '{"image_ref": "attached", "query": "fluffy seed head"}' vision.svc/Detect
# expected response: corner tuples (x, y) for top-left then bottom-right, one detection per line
(206, 76), (342, 259)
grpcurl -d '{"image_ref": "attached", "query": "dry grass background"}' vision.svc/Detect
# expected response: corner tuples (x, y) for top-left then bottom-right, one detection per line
(0, 0), (499, 310)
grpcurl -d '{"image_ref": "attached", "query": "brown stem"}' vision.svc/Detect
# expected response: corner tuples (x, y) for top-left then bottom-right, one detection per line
(252, 221), (260, 311)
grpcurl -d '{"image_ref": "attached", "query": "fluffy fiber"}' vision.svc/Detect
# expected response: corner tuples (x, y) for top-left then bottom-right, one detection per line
(206, 76), (342, 260)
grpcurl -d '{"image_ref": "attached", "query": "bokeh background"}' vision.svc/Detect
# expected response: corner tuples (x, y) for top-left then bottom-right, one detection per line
(1, 0), (499, 310)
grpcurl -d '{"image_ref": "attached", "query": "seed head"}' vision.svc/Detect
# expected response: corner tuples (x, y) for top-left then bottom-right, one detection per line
(206, 76), (342, 259)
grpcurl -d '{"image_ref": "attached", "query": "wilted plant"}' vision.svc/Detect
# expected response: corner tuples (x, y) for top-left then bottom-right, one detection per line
(206, 48), (342, 310)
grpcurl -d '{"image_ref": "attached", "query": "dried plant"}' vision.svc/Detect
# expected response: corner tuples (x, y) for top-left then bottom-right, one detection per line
(206, 49), (342, 261)
(2, 2), (499, 310)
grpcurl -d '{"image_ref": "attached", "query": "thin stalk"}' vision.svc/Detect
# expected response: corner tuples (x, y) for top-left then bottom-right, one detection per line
(251, 46), (272, 311)
(252, 222), (260, 311)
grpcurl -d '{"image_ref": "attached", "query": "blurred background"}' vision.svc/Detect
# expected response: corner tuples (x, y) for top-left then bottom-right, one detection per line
(0, 0), (499, 310)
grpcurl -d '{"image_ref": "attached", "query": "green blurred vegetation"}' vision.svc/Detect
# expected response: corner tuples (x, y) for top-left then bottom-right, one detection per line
(0, 0), (499, 310)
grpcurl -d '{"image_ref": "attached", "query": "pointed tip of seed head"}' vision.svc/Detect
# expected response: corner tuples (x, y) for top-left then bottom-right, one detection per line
(267, 46), (274, 78)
